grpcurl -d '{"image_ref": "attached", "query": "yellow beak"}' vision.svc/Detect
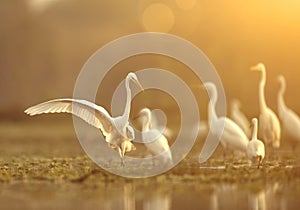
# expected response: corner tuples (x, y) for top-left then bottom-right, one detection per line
(135, 80), (144, 91)
(250, 65), (260, 71)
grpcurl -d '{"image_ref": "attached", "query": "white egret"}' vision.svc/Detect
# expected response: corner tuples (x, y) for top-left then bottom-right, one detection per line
(24, 72), (143, 165)
(230, 99), (251, 138)
(277, 75), (300, 146)
(247, 118), (265, 168)
(251, 63), (281, 148)
(146, 109), (174, 140)
(135, 108), (172, 164)
(205, 82), (249, 156)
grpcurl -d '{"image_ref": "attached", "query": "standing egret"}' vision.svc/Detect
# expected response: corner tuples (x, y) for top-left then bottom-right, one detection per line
(145, 109), (174, 140)
(24, 72), (144, 165)
(251, 63), (281, 148)
(230, 99), (251, 138)
(277, 75), (300, 146)
(247, 118), (265, 168)
(135, 108), (172, 164)
(205, 82), (249, 157)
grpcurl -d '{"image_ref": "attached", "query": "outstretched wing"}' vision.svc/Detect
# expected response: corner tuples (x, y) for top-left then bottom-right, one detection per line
(24, 98), (114, 138)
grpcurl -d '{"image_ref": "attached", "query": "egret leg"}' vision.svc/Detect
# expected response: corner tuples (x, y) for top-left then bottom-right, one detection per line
(221, 146), (227, 159)
(121, 158), (125, 167)
(117, 147), (125, 167)
(257, 156), (262, 169)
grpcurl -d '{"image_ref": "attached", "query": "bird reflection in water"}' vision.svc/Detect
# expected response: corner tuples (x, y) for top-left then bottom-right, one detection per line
(102, 183), (172, 210)
(248, 188), (266, 210)
(143, 187), (172, 210)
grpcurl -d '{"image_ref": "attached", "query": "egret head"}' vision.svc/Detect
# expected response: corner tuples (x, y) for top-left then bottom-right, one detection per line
(134, 107), (152, 129)
(139, 108), (151, 119)
(127, 72), (144, 91)
(231, 99), (241, 109)
(251, 118), (258, 126)
(250, 63), (265, 72)
(277, 74), (285, 84)
(204, 82), (217, 98)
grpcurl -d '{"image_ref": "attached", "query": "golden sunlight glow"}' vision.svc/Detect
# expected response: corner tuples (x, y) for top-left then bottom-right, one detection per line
(142, 3), (175, 33)
(27, 0), (60, 12)
(176, 0), (197, 10)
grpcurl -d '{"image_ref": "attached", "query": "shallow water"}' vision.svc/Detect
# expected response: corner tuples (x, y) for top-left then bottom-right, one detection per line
(0, 180), (299, 210)
(0, 121), (300, 209)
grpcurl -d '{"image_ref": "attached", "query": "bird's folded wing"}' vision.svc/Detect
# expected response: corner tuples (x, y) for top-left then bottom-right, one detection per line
(141, 130), (166, 145)
(24, 98), (113, 138)
(265, 113), (279, 140)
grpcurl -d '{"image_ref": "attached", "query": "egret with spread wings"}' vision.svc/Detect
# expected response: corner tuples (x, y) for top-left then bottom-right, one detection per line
(25, 72), (144, 165)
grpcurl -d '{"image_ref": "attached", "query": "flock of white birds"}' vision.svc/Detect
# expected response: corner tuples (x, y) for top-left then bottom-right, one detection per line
(24, 63), (300, 167)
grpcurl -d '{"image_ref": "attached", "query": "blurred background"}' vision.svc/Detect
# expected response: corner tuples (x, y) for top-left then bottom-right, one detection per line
(1, 0), (300, 120)
(1, 2), (300, 208)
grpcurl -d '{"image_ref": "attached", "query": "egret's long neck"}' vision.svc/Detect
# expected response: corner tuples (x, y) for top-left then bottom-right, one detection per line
(141, 113), (151, 131)
(259, 68), (268, 112)
(208, 90), (218, 125)
(251, 121), (258, 140)
(123, 77), (131, 121)
(278, 80), (287, 117)
(231, 104), (239, 116)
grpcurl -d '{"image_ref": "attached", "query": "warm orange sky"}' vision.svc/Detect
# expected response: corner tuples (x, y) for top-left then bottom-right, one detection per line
(1, 0), (300, 118)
